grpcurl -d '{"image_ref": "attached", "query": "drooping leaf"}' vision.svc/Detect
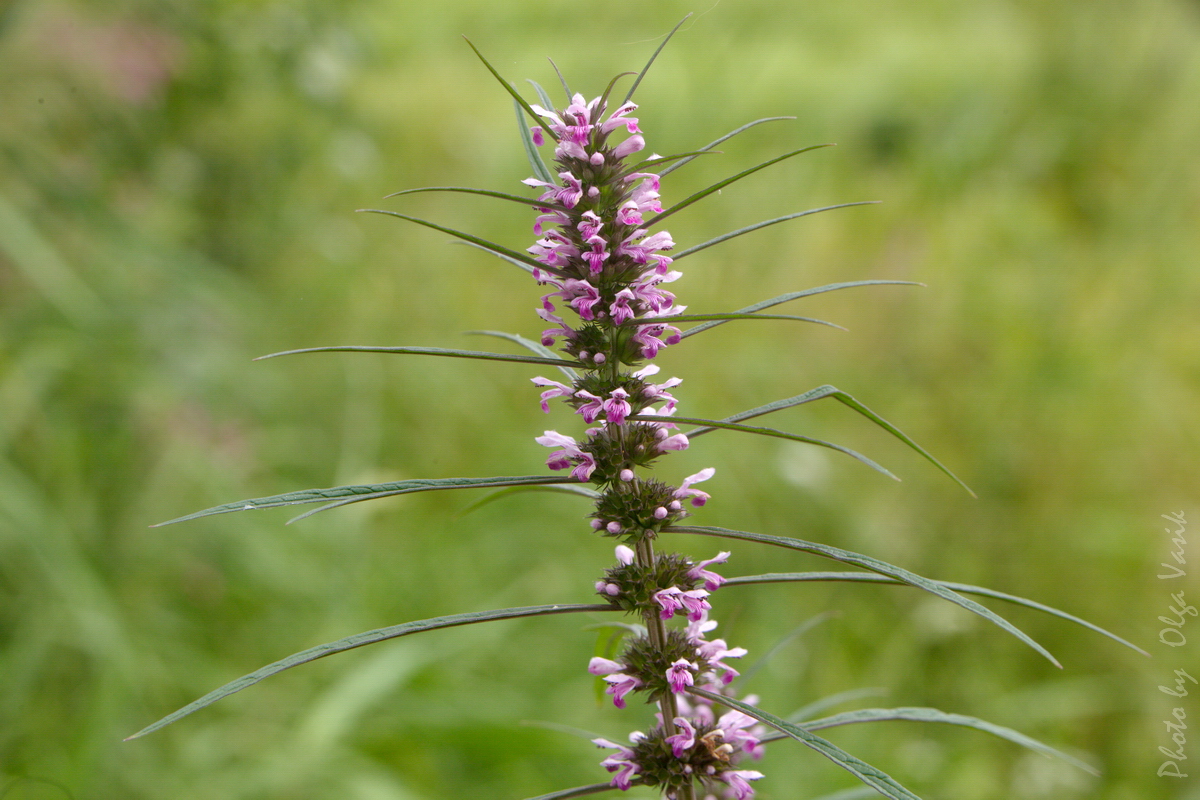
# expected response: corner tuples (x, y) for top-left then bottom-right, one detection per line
(254, 344), (579, 368)
(462, 37), (557, 143)
(680, 281), (921, 340)
(668, 526), (1060, 667)
(627, 414), (898, 481)
(523, 783), (626, 800)
(660, 116), (796, 177)
(781, 707), (1099, 776)
(466, 329), (580, 381)
(625, 312), (845, 331)
(357, 208), (568, 278)
(672, 202), (880, 262)
(645, 144), (834, 227)
(688, 688), (923, 800)
(126, 603), (616, 740)
(623, 13), (692, 103)
(153, 475), (572, 527)
(788, 688), (891, 723)
(725, 571), (1148, 656)
(516, 99), (556, 184)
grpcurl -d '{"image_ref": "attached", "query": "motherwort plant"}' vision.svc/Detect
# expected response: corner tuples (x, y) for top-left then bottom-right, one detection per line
(131, 22), (1145, 800)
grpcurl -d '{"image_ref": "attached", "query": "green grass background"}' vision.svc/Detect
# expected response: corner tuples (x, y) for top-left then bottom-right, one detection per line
(2, 0), (1198, 798)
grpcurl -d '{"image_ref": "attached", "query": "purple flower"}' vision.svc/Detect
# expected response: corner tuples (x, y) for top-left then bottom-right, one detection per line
(614, 544), (635, 565)
(666, 658), (697, 693)
(535, 430), (596, 481)
(717, 769), (764, 800)
(594, 736), (642, 790)
(666, 716), (697, 757)
(653, 586), (712, 621)
(675, 467), (716, 507)
(688, 551), (730, 591)
(531, 376), (574, 412)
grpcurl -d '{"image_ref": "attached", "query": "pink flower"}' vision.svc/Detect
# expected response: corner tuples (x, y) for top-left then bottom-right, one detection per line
(654, 586), (711, 621)
(675, 468), (716, 507)
(718, 769), (764, 800)
(666, 716), (696, 757)
(689, 551), (730, 590)
(666, 658), (697, 693)
(531, 376), (574, 412)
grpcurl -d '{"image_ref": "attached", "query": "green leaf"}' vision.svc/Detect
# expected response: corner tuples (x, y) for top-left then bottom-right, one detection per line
(383, 185), (562, 209)
(645, 144), (834, 227)
(626, 312), (844, 331)
(788, 688), (891, 723)
(455, 483), (600, 518)
(725, 571), (1149, 657)
(688, 688), (923, 800)
(254, 345), (579, 368)
(679, 385), (974, 497)
(462, 37), (557, 143)
(627, 413), (899, 480)
(523, 783), (625, 800)
(668, 526), (1061, 667)
(356, 208), (568, 278)
(466, 330), (580, 381)
(680, 280), (921, 340)
(547, 59), (571, 100)
(739, 611), (838, 685)
(153, 475), (572, 527)
(660, 116), (796, 177)
(125, 603), (616, 740)
(451, 239), (536, 276)
(788, 707), (1098, 775)
(527, 80), (557, 114)
(516, 99), (556, 184)
(623, 13), (692, 103)
(672, 202), (880, 262)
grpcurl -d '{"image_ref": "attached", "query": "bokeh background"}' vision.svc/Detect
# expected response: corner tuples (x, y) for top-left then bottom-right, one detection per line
(2, 1), (1198, 798)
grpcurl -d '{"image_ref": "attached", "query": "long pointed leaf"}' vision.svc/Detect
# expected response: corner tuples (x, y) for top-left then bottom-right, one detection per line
(672, 202), (880, 262)
(668, 526), (1060, 667)
(547, 58), (571, 100)
(680, 281), (921, 340)
(688, 688), (923, 800)
(516, 99), (556, 184)
(524, 784), (625, 800)
(725, 572), (1149, 656)
(660, 116), (796, 177)
(153, 475), (570, 527)
(740, 611), (838, 685)
(254, 345), (578, 368)
(623, 13), (692, 103)
(627, 414), (899, 481)
(452, 239), (536, 276)
(126, 603), (615, 740)
(383, 185), (563, 209)
(645, 144), (833, 227)
(626, 312), (845, 330)
(456, 483), (601, 518)
(527, 80), (557, 114)
(789, 688), (891, 723)
(466, 330), (579, 381)
(357, 208), (568, 278)
(462, 37), (557, 143)
(787, 707), (1099, 775)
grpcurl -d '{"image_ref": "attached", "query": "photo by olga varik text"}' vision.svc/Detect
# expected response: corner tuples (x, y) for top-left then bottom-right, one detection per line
(1157, 510), (1193, 780)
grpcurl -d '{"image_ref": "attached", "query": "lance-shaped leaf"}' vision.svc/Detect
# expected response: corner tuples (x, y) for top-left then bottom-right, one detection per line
(725, 571), (1148, 656)
(547, 59), (571, 100)
(672, 202), (880, 262)
(516, 97), (556, 183)
(455, 483), (601, 518)
(463, 37), (557, 143)
(357, 208), (569, 279)
(680, 280), (921, 340)
(524, 784), (627, 800)
(453, 239), (536, 277)
(126, 603), (615, 740)
(789, 688), (891, 723)
(688, 688), (923, 800)
(254, 345), (579, 368)
(624, 312), (845, 331)
(680, 385), (973, 496)
(660, 116), (796, 177)
(644, 144), (833, 227)
(668, 526), (1060, 667)
(623, 13), (692, 103)
(383, 185), (565, 209)
(527, 80), (558, 117)
(467, 329), (580, 381)
(770, 707), (1099, 776)
(153, 475), (571, 527)
(626, 413), (898, 481)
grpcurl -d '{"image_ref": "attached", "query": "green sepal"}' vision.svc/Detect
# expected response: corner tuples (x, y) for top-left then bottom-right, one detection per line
(660, 116), (796, 177)
(152, 475), (573, 527)
(623, 13), (692, 103)
(688, 688), (923, 800)
(626, 312), (845, 331)
(680, 385), (973, 496)
(645, 144), (834, 227)
(672, 202), (880, 262)
(628, 413), (899, 480)
(726, 571), (1148, 656)
(680, 281), (921, 340)
(668, 526), (1061, 667)
(356, 208), (569, 278)
(523, 784), (627, 800)
(125, 603), (616, 740)
(462, 37), (558, 144)
(254, 344), (578, 368)
(516, 99), (556, 184)
(466, 329), (580, 381)
(383, 185), (565, 209)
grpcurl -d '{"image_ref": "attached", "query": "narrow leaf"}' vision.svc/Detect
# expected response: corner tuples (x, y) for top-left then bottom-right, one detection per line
(126, 603), (616, 740)
(524, 783), (626, 800)
(452, 239), (535, 276)
(645, 144), (834, 227)
(456, 483), (600, 518)
(383, 185), (562, 209)
(254, 345), (578, 368)
(627, 414), (899, 481)
(680, 280), (921, 340)
(789, 688), (891, 723)
(624, 13), (692, 103)
(547, 58), (571, 99)
(780, 707), (1099, 775)
(740, 611), (838, 685)
(668, 526), (1061, 667)
(725, 572), (1149, 656)
(660, 116), (796, 177)
(672, 202), (880, 262)
(527, 80), (557, 114)
(516, 99), (556, 184)
(462, 37), (557, 143)
(688, 688), (923, 800)
(626, 312), (844, 331)
(153, 475), (571, 527)
(467, 329), (580, 381)
(357, 208), (568, 278)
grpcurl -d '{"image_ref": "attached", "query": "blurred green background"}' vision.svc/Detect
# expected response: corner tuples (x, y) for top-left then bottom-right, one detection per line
(2, 0), (1198, 798)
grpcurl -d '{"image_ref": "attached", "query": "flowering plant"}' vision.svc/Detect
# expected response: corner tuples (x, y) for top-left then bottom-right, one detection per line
(129, 21), (1145, 800)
